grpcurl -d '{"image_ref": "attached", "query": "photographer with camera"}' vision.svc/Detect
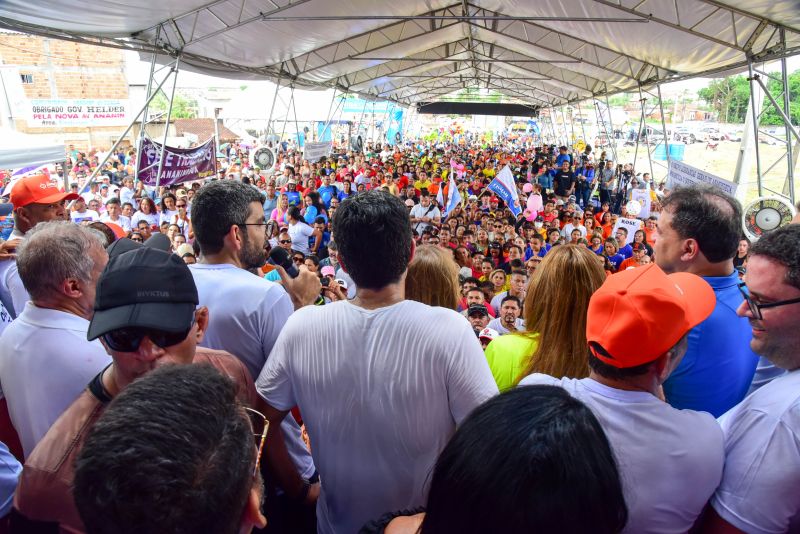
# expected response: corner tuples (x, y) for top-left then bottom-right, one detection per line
(612, 164), (634, 215)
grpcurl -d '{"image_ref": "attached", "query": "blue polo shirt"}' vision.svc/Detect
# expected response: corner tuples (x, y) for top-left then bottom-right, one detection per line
(663, 270), (759, 417)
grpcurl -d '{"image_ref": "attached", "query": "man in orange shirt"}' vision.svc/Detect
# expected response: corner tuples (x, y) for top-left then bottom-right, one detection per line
(619, 242), (649, 270)
(643, 216), (658, 244)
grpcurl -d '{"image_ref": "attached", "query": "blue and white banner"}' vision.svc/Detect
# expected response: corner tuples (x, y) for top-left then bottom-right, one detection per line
(487, 165), (522, 217)
(437, 172), (461, 217)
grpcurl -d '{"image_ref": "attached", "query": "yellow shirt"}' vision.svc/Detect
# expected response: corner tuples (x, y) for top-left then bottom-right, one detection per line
(484, 333), (540, 391)
(414, 179), (432, 192)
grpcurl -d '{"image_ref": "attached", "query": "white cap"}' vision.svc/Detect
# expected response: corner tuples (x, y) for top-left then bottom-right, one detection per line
(479, 327), (499, 341)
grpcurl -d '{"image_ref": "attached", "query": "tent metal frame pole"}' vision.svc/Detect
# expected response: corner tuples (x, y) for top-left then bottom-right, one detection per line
(155, 56), (180, 192)
(639, 87), (655, 183)
(604, 94), (618, 162)
(753, 67), (798, 202)
(320, 92), (344, 145)
(656, 83), (671, 177)
(780, 47), (799, 199)
(567, 106), (576, 147)
(355, 99), (368, 141)
(71, 68), (174, 206)
(747, 58), (765, 198)
(134, 25), (161, 184)
(279, 85), (294, 145)
(290, 85), (301, 149)
(319, 88), (339, 143)
(594, 99), (618, 164)
(577, 102), (588, 147)
(265, 73), (282, 140)
(633, 89), (646, 172)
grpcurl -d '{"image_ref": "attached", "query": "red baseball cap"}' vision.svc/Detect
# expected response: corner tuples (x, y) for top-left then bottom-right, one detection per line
(10, 174), (80, 209)
(586, 263), (715, 368)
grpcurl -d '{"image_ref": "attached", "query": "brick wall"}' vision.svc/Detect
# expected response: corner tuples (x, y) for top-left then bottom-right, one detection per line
(0, 34), (130, 150)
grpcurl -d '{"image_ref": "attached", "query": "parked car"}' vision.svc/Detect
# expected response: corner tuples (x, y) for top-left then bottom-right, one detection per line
(724, 130), (743, 142)
(672, 126), (697, 143)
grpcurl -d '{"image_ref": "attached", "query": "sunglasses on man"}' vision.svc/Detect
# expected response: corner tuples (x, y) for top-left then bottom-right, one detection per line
(101, 318), (196, 353)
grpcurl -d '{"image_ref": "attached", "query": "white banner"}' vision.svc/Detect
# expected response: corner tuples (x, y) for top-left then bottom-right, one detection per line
(612, 218), (642, 244)
(667, 160), (737, 196)
(26, 99), (130, 127)
(303, 141), (333, 162)
(630, 188), (652, 218)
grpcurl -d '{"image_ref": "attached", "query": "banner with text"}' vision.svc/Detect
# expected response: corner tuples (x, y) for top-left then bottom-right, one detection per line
(612, 218), (642, 244)
(667, 160), (737, 196)
(303, 141), (333, 162)
(26, 99), (130, 128)
(487, 165), (522, 217)
(137, 137), (217, 186)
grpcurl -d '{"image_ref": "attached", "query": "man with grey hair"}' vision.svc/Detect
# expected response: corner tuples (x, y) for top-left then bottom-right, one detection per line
(0, 221), (110, 457)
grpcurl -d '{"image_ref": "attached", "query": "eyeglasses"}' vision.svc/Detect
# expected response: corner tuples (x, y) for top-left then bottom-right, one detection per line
(237, 217), (269, 228)
(738, 282), (800, 320)
(244, 407), (269, 476)
(176, 203), (186, 208)
(130, 237), (143, 243)
(279, 239), (292, 244)
(101, 319), (195, 353)
(293, 256), (305, 263)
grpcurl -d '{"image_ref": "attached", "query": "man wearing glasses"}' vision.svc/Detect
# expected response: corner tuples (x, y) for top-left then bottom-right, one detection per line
(188, 181), (320, 529)
(703, 224), (800, 533)
(12, 247), (259, 532)
(654, 185), (758, 417)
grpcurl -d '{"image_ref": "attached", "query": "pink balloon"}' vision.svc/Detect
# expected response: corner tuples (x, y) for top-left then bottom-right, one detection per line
(457, 163), (465, 172)
(522, 183), (533, 193)
(526, 193), (543, 220)
(524, 207), (537, 222)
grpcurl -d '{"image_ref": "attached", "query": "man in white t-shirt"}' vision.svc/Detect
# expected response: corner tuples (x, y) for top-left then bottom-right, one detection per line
(520, 263), (722, 533)
(0, 222), (110, 457)
(187, 180), (322, 529)
(257, 190), (498, 534)
(487, 295), (524, 335)
(409, 191), (440, 235)
(69, 197), (100, 224)
(704, 225), (800, 533)
(100, 198), (131, 232)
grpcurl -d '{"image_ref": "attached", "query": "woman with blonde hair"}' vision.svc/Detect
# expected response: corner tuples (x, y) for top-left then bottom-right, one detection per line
(405, 245), (460, 310)
(484, 245), (606, 391)
(488, 268), (509, 295)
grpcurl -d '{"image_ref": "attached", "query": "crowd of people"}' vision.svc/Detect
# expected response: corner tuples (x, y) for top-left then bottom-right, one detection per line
(0, 136), (798, 534)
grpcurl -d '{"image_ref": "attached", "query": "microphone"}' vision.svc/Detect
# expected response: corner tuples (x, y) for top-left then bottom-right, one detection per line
(268, 246), (299, 278)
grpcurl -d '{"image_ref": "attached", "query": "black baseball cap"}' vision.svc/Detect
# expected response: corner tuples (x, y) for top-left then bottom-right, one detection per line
(87, 248), (199, 341)
(467, 304), (489, 317)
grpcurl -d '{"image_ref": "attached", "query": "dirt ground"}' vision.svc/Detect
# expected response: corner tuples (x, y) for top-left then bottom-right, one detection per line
(609, 139), (797, 204)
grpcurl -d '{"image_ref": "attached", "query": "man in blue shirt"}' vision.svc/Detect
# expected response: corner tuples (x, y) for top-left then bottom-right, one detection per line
(555, 146), (572, 168)
(285, 179), (301, 206)
(262, 181), (278, 214)
(615, 227), (633, 259)
(655, 185), (758, 417)
(317, 175), (339, 209)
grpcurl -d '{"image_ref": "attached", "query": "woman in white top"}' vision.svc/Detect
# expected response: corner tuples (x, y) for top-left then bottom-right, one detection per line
(130, 197), (159, 229)
(170, 197), (193, 239)
(286, 205), (321, 256)
(159, 193), (179, 225)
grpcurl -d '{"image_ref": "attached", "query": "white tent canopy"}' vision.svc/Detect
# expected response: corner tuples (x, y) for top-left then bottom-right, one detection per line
(1, 1), (799, 107)
(0, 128), (64, 169)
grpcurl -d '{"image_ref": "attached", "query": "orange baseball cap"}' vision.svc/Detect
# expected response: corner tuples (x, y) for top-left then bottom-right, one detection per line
(10, 174), (80, 209)
(586, 263), (715, 368)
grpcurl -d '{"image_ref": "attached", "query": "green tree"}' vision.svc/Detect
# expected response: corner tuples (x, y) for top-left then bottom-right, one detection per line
(761, 70), (800, 126)
(150, 90), (198, 119)
(697, 75), (750, 123)
(696, 70), (800, 126)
